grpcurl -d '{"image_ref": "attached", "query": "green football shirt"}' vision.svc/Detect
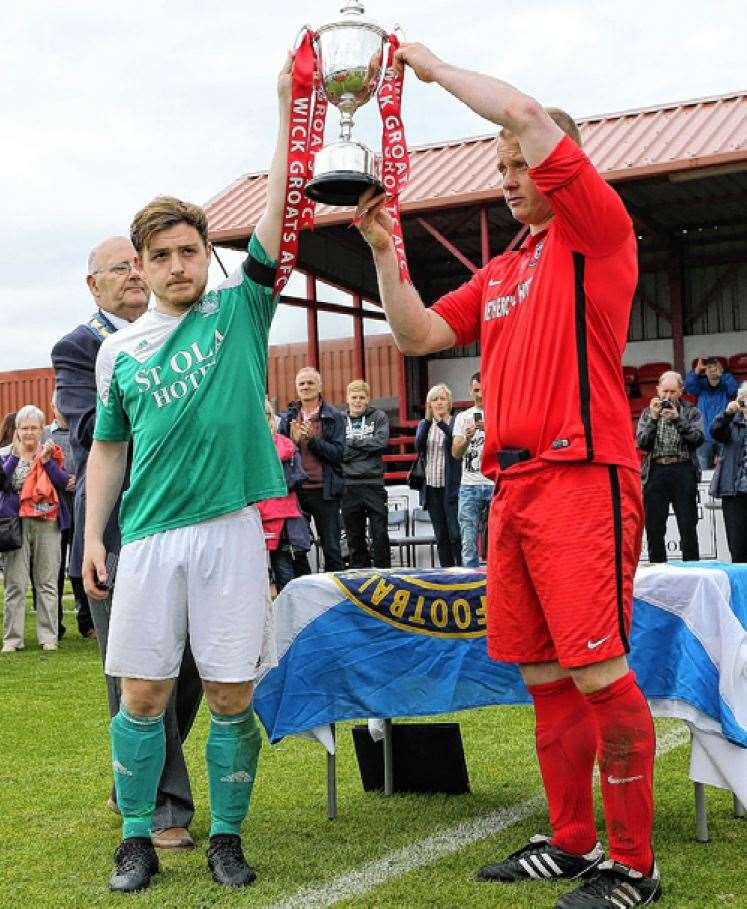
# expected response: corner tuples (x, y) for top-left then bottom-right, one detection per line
(94, 234), (286, 545)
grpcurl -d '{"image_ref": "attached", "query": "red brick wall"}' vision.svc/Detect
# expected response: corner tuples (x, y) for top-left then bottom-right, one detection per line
(0, 335), (402, 425)
(0, 368), (56, 424)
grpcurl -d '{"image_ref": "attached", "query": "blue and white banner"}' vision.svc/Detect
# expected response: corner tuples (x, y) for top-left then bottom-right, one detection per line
(254, 565), (747, 764)
(255, 568), (529, 744)
(631, 563), (747, 749)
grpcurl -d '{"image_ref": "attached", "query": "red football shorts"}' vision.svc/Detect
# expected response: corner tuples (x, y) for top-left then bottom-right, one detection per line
(486, 462), (643, 668)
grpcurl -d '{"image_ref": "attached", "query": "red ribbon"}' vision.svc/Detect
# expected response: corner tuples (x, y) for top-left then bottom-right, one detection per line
(274, 30), (317, 297)
(377, 34), (411, 284)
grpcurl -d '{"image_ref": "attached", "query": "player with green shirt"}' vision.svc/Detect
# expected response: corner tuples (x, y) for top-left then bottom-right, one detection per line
(82, 56), (292, 894)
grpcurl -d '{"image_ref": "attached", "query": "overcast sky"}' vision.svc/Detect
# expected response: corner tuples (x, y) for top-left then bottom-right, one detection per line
(2, 1), (745, 370)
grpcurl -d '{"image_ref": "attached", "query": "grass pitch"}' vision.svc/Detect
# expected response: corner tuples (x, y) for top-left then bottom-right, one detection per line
(1, 590), (745, 908)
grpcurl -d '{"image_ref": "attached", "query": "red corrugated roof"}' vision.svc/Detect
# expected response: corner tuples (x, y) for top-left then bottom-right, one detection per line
(206, 90), (747, 240)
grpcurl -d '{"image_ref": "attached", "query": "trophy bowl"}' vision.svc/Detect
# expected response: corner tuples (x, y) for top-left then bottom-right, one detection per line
(305, 2), (389, 207)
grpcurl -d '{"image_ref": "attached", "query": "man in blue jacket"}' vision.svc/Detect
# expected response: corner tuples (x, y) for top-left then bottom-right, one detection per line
(51, 235), (202, 851)
(684, 357), (738, 468)
(279, 368), (345, 571)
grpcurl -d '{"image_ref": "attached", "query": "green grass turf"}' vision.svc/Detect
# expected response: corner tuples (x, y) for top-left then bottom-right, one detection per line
(1, 586), (745, 908)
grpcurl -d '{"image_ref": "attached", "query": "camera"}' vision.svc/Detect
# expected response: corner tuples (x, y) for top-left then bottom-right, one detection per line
(660, 400), (675, 411)
(473, 411), (483, 422)
(738, 399), (747, 409)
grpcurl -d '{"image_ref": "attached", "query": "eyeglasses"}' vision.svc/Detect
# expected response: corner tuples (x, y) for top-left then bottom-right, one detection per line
(92, 261), (140, 277)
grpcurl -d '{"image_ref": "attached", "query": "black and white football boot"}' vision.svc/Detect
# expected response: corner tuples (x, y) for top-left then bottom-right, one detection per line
(477, 834), (605, 883)
(555, 859), (662, 907)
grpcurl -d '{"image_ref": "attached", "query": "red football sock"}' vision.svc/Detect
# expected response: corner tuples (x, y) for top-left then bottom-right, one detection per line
(585, 670), (656, 873)
(528, 676), (598, 856)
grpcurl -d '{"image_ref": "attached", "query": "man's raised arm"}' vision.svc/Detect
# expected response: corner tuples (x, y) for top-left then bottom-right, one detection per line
(254, 54), (293, 260)
(395, 43), (563, 166)
(357, 192), (457, 356)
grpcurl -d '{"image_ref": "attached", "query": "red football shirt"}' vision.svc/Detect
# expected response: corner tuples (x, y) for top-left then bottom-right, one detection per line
(432, 135), (639, 481)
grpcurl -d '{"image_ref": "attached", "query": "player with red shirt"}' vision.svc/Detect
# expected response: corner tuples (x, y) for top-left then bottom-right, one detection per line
(356, 43), (660, 909)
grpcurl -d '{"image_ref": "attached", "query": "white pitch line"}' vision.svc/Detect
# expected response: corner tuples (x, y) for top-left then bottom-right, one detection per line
(265, 725), (689, 909)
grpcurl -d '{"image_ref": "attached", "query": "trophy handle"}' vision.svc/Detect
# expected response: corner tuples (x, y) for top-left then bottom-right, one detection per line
(392, 22), (406, 42)
(292, 23), (313, 50)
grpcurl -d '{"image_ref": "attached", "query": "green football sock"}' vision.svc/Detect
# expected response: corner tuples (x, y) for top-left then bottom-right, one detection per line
(110, 706), (166, 840)
(206, 706), (261, 838)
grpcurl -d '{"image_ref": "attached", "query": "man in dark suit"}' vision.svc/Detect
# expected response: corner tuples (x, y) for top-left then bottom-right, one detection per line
(51, 236), (202, 850)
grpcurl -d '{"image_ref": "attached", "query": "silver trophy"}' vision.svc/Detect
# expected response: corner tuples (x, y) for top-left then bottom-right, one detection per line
(305, 1), (390, 207)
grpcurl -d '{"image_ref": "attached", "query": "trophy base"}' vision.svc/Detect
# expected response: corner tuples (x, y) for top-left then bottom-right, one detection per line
(305, 171), (384, 208)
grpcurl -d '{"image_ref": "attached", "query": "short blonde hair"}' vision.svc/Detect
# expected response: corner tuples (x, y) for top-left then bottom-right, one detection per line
(347, 379), (370, 396)
(425, 383), (453, 408)
(130, 196), (209, 254)
(15, 405), (45, 428)
(500, 106), (582, 147)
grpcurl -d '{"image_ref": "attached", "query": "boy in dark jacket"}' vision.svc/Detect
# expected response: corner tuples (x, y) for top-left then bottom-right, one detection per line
(341, 379), (391, 568)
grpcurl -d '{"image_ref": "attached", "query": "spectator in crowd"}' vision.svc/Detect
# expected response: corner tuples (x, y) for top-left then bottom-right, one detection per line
(257, 399), (311, 592)
(0, 411), (16, 455)
(341, 379), (391, 569)
(46, 391), (95, 641)
(684, 356), (738, 469)
(415, 383), (462, 568)
(636, 371), (704, 563)
(279, 368), (346, 572)
(709, 383), (747, 562)
(52, 234), (202, 853)
(452, 371), (493, 567)
(1, 405), (71, 652)
(1, 412), (18, 581)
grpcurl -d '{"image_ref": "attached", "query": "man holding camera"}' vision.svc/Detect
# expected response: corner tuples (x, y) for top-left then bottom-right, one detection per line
(636, 370), (704, 563)
(452, 372), (493, 567)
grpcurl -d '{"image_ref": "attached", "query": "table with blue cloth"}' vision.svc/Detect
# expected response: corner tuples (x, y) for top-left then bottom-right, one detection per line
(254, 563), (747, 833)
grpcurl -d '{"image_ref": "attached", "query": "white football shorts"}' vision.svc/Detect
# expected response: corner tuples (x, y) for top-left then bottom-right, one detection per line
(105, 505), (276, 682)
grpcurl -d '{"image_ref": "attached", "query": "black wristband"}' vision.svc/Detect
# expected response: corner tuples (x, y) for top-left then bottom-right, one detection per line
(243, 254), (275, 288)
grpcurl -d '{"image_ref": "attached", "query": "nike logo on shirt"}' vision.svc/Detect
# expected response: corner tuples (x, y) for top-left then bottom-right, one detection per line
(586, 636), (610, 650)
(488, 279), (503, 286)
